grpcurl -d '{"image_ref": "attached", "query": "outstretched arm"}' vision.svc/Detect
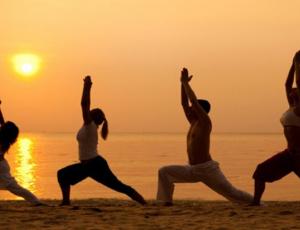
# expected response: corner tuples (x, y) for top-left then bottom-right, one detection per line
(285, 62), (295, 106)
(0, 100), (5, 125)
(181, 68), (210, 122)
(81, 76), (92, 125)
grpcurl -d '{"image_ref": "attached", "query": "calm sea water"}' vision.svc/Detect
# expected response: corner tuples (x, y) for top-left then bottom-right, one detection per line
(0, 132), (299, 201)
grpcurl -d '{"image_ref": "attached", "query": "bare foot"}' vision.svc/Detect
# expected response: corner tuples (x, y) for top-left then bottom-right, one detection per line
(249, 202), (261, 206)
(59, 201), (71, 206)
(164, 202), (173, 207)
(33, 202), (48, 207)
(131, 191), (147, 205)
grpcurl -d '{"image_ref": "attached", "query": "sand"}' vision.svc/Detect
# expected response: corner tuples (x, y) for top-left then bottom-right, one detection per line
(0, 199), (299, 229)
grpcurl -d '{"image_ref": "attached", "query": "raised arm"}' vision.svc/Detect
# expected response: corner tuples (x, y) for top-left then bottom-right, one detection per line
(0, 100), (5, 125)
(81, 76), (92, 125)
(285, 62), (295, 106)
(294, 51), (300, 90)
(181, 68), (210, 122)
(181, 78), (193, 123)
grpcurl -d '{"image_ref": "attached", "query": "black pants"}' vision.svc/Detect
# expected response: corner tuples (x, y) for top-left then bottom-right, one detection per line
(57, 156), (136, 196)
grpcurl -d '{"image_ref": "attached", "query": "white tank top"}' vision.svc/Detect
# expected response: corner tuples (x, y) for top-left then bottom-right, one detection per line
(76, 122), (99, 161)
(280, 107), (300, 128)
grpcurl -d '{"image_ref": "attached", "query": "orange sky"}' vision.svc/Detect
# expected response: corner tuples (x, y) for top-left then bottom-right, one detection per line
(1, 0), (300, 133)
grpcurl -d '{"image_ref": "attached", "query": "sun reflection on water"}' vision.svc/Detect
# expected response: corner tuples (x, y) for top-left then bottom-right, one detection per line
(15, 138), (36, 193)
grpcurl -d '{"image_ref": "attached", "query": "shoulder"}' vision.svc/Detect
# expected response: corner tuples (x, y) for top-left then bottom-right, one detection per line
(83, 121), (98, 131)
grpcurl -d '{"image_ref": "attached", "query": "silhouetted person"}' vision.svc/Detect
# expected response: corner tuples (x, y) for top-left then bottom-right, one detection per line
(0, 100), (42, 205)
(57, 76), (146, 206)
(252, 51), (300, 205)
(156, 68), (253, 206)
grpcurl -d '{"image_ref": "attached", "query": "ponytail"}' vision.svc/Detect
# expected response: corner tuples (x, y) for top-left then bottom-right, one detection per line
(101, 119), (109, 140)
(90, 108), (108, 140)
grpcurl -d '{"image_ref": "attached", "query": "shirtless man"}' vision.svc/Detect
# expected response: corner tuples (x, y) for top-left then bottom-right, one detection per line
(156, 68), (253, 205)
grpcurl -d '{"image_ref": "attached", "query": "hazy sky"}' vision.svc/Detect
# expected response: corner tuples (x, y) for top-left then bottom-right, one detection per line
(1, 0), (300, 133)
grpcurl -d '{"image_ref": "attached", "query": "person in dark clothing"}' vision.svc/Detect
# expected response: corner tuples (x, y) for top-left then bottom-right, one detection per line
(57, 76), (146, 206)
(252, 51), (300, 205)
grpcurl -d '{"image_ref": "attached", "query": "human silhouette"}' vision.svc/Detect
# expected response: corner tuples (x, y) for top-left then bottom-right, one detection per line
(252, 51), (300, 205)
(57, 76), (146, 206)
(0, 100), (42, 205)
(156, 68), (253, 205)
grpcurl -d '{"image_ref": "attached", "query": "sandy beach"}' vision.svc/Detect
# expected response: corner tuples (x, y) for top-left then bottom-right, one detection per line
(0, 199), (299, 229)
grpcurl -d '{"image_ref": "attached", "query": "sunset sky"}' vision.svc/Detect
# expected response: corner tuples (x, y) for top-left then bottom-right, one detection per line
(1, 0), (300, 133)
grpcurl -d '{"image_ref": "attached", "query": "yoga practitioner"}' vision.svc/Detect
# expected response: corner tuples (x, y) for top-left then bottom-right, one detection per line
(252, 52), (300, 205)
(156, 68), (253, 205)
(0, 100), (42, 205)
(57, 76), (146, 206)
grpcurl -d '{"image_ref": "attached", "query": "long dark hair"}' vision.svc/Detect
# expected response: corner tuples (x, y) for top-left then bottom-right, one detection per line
(0, 121), (19, 154)
(90, 108), (109, 140)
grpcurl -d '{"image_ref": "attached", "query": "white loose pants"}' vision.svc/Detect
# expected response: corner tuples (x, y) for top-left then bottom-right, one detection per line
(157, 160), (253, 204)
(0, 159), (41, 205)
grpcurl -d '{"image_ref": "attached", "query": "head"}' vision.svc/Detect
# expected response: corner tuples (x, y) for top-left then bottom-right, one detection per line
(190, 99), (211, 120)
(90, 108), (109, 140)
(0, 121), (19, 153)
(289, 88), (300, 106)
(197, 99), (211, 113)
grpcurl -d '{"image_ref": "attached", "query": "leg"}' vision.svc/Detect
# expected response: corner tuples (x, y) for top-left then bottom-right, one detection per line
(89, 158), (146, 205)
(58, 183), (70, 206)
(251, 150), (292, 205)
(156, 165), (198, 205)
(292, 153), (300, 178)
(6, 181), (41, 205)
(57, 163), (88, 206)
(251, 179), (265, 206)
(199, 163), (253, 204)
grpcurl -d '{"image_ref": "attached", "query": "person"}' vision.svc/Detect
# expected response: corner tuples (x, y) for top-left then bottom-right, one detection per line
(252, 51), (300, 205)
(156, 68), (253, 206)
(0, 100), (42, 205)
(57, 76), (146, 206)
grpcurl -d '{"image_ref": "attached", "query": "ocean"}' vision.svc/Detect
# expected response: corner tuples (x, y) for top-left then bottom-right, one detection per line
(1, 132), (299, 201)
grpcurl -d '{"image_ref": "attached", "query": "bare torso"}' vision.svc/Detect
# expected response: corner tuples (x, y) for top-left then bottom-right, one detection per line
(187, 119), (212, 165)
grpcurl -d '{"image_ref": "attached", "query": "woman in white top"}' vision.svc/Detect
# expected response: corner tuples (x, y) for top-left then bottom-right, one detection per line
(0, 100), (42, 205)
(57, 76), (146, 206)
(252, 51), (300, 205)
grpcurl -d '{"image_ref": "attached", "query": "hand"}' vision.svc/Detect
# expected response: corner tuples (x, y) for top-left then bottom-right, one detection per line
(181, 68), (193, 83)
(84, 75), (92, 87)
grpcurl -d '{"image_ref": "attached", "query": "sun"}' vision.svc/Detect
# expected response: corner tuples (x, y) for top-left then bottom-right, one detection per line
(12, 53), (41, 77)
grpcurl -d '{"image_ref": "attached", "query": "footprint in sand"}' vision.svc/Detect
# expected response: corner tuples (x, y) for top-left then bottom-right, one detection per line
(278, 211), (293, 215)
(87, 207), (103, 213)
(228, 211), (238, 217)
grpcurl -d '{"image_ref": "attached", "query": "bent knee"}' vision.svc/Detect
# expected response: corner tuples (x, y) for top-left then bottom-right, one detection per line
(158, 166), (169, 177)
(57, 168), (68, 184)
(253, 164), (265, 180)
(252, 163), (278, 182)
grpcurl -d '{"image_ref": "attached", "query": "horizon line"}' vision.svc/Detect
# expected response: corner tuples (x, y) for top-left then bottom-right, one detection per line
(19, 131), (282, 135)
